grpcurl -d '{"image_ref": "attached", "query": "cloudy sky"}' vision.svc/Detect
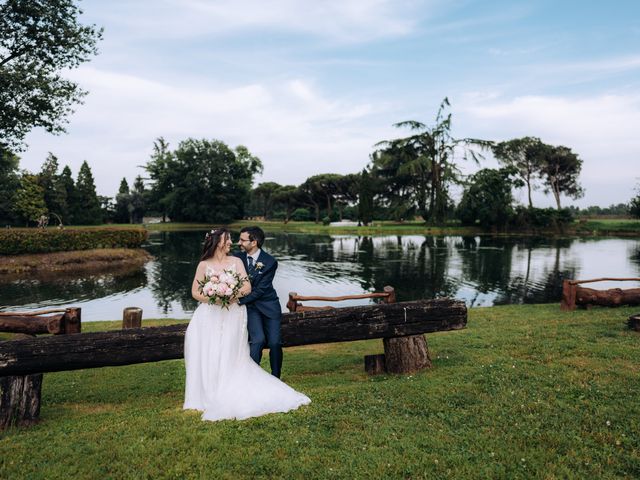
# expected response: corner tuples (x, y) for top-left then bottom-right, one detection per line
(19, 0), (640, 207)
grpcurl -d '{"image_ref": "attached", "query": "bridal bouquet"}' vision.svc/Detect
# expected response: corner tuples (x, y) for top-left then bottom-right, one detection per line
(198, 267), (244, 309)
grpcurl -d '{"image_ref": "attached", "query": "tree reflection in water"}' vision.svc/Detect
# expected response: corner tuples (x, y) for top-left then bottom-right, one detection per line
(4, 231), (638, 320)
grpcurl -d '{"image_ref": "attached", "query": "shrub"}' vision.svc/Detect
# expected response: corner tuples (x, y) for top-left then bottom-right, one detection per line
(291, 208), (312, 222)
(511, 207), (574, 231)
(0, 227), (148, 255)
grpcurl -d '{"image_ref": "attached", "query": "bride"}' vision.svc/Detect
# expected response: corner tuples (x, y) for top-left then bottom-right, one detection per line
(183, 227), (310, 421)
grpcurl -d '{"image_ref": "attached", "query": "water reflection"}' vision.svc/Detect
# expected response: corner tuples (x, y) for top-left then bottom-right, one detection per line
(2, 231), (639, 321)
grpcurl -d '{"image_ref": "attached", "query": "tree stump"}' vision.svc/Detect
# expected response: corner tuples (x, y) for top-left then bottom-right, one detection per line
(628, 314), (640, 332)
(122, 307), (143, 329)
(383, 335), (432, 374)
(364, 354), (387, 375)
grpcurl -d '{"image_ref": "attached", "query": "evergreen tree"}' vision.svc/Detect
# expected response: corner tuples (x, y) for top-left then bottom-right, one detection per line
(0, 146), (20, 224)
(58, 165), (76, 224)
(358, 169), (374, 226)
(39, 153), (67, 223)
(13, 173), (47, 226)
(74, 160), (101, 224)
(130, 175), (146, 224)
(114, 177), (131, 224)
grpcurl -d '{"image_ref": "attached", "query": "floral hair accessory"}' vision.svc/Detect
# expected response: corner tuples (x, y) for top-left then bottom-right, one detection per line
(205, 228), (223, 239)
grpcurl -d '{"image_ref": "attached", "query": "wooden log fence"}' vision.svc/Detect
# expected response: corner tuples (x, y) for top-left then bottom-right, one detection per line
(0, 299), (466, 377)
(1, 298), (466, 429)
(561, 278), (640, 311)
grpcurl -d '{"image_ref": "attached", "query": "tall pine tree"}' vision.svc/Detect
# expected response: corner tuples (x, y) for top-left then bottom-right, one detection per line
(114, 177), (131, 223)
(58, 165), (76, 224)
(74, 161), (102, 224)
(130, 175), (146, 224)
(39, 153), (68, 224)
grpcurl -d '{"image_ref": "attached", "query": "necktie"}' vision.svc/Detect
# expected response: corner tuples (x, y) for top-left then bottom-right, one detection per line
(248, 256), (255, 271)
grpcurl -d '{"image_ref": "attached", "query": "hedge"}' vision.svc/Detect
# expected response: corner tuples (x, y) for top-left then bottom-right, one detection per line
(0, 228), (148, 255)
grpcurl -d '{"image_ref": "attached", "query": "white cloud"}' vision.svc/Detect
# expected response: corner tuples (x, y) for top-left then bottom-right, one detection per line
(21, 67), (391, 195)
(95, 0), (430, 43)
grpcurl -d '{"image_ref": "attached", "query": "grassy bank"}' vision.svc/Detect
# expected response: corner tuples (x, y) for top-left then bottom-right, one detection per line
(1, 304), (638, 479)
(573, 218), (640, 236)
(141, 219), (640, 237)
(0, 248), (151, 277)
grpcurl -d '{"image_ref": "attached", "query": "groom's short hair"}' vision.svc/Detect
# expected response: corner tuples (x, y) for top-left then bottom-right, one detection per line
(241, 226), (265, 248)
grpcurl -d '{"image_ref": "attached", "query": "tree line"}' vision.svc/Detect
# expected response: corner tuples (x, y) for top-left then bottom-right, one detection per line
(2, 97), (640, 228)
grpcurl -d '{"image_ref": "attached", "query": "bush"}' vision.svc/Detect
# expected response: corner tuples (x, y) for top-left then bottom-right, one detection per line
(511, 207), (574, 230)
(291, 208), (313, 222)
(0, 227), (148, 255)
(322, 216), (331, 225)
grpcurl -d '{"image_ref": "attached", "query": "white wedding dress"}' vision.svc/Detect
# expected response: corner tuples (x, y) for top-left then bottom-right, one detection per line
(183, 267), (310, 421)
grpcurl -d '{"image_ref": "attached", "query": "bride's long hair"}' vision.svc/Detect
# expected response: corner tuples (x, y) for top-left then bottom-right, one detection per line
(201, 227), (230, 261)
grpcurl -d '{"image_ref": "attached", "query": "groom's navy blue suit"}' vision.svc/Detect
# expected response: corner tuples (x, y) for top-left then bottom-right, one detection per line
(234, 249), (283, 378)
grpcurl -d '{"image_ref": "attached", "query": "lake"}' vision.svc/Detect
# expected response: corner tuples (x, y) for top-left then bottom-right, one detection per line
(2, 231), (639, 321)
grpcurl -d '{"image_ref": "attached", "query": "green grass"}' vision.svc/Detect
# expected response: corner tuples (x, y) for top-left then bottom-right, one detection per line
(145, 218), (640, 237)
(141, 220), (484, 236)
(1, 304), (639, 479)
(575, 218), (640, 235)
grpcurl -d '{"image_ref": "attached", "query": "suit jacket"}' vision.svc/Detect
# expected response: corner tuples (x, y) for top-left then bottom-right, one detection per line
(234, 250), (281, 317)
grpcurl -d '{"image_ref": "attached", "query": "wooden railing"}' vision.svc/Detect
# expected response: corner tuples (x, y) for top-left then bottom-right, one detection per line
(287, 286), (396, 312)
(0, 308), (81, 335)
(561, 278), (640, 310)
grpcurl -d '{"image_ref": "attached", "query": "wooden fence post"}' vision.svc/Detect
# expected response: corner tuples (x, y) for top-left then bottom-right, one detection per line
(0, 334), (43, 430)
(0, 307), (80, 430)
(286, 292), (299, 313)
(62, 307), (81, 334)
(382, 286), (432, 374)
(561, 280), (577, 311)
(122, 307), (143, 329)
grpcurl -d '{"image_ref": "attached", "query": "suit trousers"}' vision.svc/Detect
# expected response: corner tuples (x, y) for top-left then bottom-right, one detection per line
(246, 305), (283, 378)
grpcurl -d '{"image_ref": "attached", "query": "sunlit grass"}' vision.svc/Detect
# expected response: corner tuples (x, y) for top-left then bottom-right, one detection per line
(1, 304), (639, 479)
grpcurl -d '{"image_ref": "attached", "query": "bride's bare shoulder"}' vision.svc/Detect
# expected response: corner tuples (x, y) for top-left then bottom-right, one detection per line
(230, 256), (244, 268)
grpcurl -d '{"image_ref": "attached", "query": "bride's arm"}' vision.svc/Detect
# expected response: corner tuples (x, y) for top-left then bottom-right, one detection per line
(191, 261), (211, 304)
(234, 257), (252, 299)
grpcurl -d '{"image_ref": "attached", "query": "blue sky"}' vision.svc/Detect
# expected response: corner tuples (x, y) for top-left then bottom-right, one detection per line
(20, 0), (640, 207)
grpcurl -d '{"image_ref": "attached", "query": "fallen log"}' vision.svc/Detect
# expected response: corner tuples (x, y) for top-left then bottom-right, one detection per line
(0, 299), (466, 377)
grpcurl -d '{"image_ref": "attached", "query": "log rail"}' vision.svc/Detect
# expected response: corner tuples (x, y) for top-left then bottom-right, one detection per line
(561, 278), (640, 311)
(0, 299), (467, 377)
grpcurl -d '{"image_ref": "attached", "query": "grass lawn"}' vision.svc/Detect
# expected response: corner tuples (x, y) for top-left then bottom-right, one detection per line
(575, 218), (640, 235)
(145, 219), (640, 237)
(1, 304), (639, 479)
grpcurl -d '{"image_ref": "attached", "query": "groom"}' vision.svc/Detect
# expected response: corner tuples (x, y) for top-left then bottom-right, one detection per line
(235, 226), (283, 378)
